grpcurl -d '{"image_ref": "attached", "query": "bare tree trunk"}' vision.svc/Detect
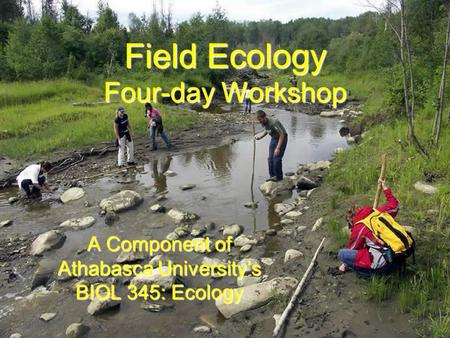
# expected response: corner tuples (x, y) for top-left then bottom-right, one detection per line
(399, 0), (427, 156)
(434, 7), (450, 143)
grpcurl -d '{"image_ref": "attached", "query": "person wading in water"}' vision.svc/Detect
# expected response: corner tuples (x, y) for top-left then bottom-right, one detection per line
(255, 110), (288, 182)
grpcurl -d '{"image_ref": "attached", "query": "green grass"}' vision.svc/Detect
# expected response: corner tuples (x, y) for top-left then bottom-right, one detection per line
(322, 69), (450, 337)
(325, 219), (348, 249)
(271, 69), (386, 116)
(0, 76), (200, 159)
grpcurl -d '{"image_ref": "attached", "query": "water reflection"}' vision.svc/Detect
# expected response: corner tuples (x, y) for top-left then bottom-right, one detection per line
(137, 110), (348, 230)
(151, 156), (172, 193)
(192, 144), (234, 180)
(310, 121), (326, 140)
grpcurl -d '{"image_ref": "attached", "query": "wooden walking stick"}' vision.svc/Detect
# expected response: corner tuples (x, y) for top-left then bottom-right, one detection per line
(373, 154), (387, 208)
(273, 237), (326, 337)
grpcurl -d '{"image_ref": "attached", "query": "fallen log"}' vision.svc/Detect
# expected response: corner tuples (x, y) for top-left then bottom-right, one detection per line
(273, 237), (326, 337)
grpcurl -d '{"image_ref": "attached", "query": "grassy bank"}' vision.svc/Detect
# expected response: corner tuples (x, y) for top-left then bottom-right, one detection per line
(0, 75), (201, 159)
(316, 71), (450, 337)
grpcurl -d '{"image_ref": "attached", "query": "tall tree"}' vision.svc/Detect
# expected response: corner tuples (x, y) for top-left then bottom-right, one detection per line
(41, 0), (56, 19)
(369, 0), (427, 156)
(433, 2), (450, 141)
(0, 0), (23, 22)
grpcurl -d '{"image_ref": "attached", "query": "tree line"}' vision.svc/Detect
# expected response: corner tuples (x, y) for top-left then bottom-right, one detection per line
(0, 1), (445, 81)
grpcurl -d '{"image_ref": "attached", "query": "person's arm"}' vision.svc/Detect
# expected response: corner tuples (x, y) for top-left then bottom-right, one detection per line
(347, 224), (367, 250)
(274, 130), (285, 156)
(255, 131), (268, 140)
(128, 120), (133, 134)
(376, 179), (399, 217)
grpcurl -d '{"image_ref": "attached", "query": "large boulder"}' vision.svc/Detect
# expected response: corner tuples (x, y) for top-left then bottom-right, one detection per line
(167, 208), (199, 223)
(115, 250), (146, 263)
(60, 216), (96, 230)
(99, 190), (143, 213)
(31, 259), (57, 289)
(87, 292), (121, 315)
(414, 181), (437, 195)
(320, 110), (344, 118)
(60, 188), (85, 204)
(303, 160), (331, 172)
(66, 323), (90, 338)
(30, 230), (66, 256)
(223, 224), (243, 238)
(131, 266), (176, 290)
(296, 176), (319, 191)
(284, 249), (304, 263)
(273, 202), (296, 216)
(215, 277), (298, 319)
(234, 234), (257, 248)
(259, 178), (294, 197)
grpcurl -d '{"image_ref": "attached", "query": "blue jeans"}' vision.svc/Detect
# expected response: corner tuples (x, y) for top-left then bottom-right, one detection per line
(268, 135), (288, 180)
(245, 99), (252, 113)
(21, 176), (46, 197)
(150, 125), (171, 148)
(338, 249), (358, 268)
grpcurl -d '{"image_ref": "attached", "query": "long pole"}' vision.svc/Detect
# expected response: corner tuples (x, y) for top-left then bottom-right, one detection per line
(273, 237), (326, 337)
(373, 154), (387, 208)
(251, 120), (256, 204)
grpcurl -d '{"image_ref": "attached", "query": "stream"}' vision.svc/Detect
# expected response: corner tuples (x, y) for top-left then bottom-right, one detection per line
(0, 109), (349, 337)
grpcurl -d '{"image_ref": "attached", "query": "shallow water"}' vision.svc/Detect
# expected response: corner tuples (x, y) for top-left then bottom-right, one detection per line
(0, 110), (349, 337)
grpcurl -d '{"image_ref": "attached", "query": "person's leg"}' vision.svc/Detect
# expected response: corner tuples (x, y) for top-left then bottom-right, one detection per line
(268, 138), (277, 178)
(21, 179), (33, 197)
(338, 249), (358, 269)
(160, 131), (171, 147)
(126, 140), (135, 164)
(118, 136), (126, 166)
(150, 125), (157, 150)
(31, 176), (46, 196)
(248, 99), (252, 113)
(273, 136), (287, 180)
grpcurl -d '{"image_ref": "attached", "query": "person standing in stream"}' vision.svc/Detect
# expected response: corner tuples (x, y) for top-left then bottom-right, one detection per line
(114, 107), (135, 167)
(145, 102), (172, 151)
(255, 110), (288, 182)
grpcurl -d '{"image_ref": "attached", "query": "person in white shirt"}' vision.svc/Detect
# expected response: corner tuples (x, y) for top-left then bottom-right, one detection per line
(16, 161), (52, 198)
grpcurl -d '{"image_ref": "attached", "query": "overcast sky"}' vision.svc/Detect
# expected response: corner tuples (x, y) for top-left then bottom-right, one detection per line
(33, 0), (385, 25)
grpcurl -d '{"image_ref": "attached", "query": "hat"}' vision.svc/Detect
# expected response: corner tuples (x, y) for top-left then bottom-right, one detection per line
(117, 107), (125, 112)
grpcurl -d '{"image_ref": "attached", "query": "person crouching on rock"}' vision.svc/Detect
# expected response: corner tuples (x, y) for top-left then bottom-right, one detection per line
(114, 107), (135, 167)
(145, 103), (172, 151)
(337, 179), (400, 278)
(16, 161), (52, 198)
(255, 110), (288, 182)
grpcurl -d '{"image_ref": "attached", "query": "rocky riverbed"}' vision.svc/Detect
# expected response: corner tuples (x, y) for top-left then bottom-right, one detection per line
(0, 108), (416, 338)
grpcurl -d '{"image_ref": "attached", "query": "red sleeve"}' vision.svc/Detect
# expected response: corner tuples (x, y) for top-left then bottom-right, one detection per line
(376, 188), (399, 217)
(347, 223), (369, 250)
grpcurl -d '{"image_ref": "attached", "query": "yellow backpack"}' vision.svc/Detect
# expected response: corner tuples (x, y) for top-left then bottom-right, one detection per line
(360, 209), (415, 256)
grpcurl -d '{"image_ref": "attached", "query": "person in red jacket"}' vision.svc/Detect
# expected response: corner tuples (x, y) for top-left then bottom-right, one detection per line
(338, 179), (399, 277)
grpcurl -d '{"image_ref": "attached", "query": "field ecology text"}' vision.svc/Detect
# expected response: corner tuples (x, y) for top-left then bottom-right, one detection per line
(104, 42), (348, 109)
